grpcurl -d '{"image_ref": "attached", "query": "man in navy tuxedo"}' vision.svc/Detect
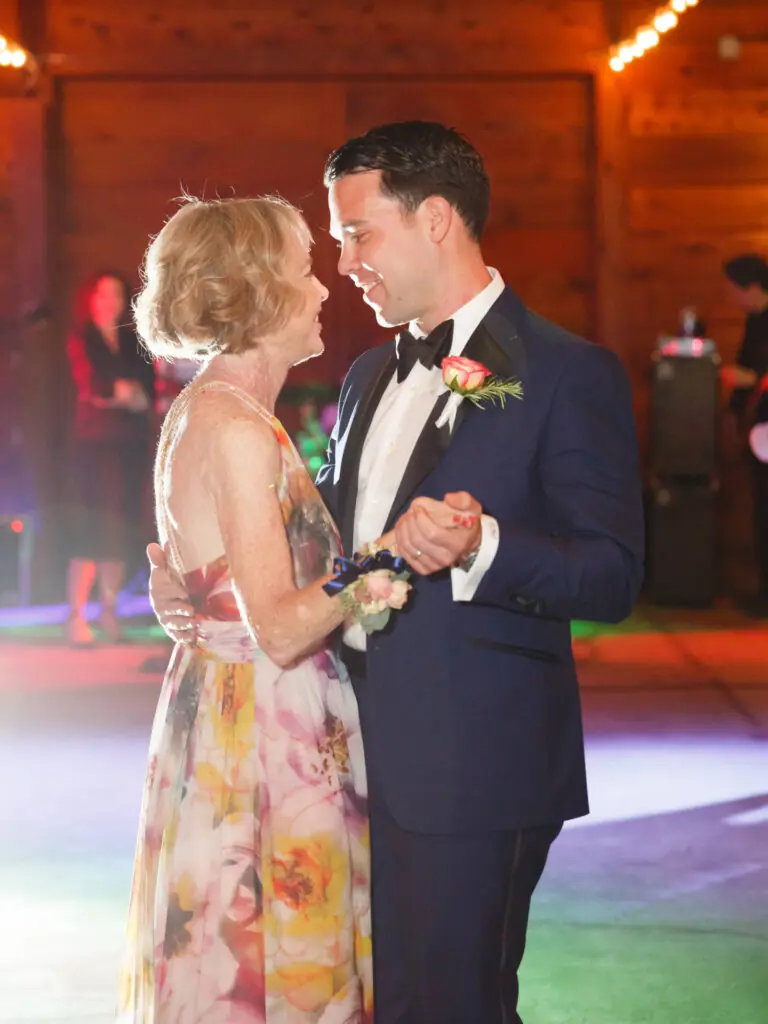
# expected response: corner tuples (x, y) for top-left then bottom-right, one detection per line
(317, 121), (643, 1023)
(149, 122), (644, 1023)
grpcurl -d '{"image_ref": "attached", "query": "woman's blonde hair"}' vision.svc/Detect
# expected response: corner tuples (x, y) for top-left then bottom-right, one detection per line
(134, 196), (311, 359)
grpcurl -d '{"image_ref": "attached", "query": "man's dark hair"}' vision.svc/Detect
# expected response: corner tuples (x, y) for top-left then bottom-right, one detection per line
(324, 121), (490, 242)
(723, 254), (768, 291)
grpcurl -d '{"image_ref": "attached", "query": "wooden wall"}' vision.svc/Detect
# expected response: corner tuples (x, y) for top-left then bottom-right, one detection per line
(619, 0), (768, 373)
(615, 0), (768, 590)
(2, 0), (767, 595)
(56, 75), (596, 383)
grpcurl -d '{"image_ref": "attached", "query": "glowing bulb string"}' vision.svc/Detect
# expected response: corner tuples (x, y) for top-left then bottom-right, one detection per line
(0, 31), (35, 73)
(609, 0), (701, 72)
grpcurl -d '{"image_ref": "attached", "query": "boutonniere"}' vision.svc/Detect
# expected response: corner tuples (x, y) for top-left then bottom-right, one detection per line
(436, 355), (523, 430)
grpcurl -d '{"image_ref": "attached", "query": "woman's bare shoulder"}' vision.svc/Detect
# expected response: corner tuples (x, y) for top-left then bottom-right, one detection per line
(178, 389), (280, 474)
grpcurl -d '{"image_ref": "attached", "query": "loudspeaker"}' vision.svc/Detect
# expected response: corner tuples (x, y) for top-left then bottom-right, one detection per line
(650, 355), (719, 477)
(646, 481), (717, 606)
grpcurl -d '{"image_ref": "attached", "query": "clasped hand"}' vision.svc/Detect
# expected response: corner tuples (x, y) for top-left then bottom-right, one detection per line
(394, 491), (482, 576)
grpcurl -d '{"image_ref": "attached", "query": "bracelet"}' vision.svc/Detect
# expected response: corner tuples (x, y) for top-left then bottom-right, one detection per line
(323, 549), (412, 634)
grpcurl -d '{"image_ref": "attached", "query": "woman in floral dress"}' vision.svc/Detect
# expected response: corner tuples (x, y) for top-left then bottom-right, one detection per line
(118, 197), (383, 1022)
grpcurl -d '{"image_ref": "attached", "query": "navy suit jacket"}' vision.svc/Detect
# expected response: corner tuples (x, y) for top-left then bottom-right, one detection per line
(316, 286), (645, 834)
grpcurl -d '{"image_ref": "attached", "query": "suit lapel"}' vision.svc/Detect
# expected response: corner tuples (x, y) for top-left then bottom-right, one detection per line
(338, 348), (396, 555)
(446, 316), (520, 440)
(384, 299), (527, 531)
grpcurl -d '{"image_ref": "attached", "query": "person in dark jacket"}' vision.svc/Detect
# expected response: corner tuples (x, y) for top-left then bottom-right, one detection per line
(66, 271), (154, 645)
(722, 254), (768, 615)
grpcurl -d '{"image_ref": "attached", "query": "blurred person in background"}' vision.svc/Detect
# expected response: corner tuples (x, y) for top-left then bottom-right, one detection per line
(721, 254), (768, 616)
(66, 271), (155, 645)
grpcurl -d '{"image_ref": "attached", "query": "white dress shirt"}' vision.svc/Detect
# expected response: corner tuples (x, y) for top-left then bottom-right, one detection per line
(343, 268), (504, 651)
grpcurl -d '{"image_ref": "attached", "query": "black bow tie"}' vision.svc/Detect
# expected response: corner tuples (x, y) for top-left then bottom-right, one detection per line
(395, 320), (454, 383)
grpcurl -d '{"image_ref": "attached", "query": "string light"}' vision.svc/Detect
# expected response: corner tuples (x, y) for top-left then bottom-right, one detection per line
(609, 0), (700, 72)
(0, 31), (32, 71)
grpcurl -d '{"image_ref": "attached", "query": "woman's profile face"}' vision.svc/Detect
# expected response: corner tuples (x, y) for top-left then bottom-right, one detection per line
(275, 228), (329, 367)
(90, 275), (126, 327)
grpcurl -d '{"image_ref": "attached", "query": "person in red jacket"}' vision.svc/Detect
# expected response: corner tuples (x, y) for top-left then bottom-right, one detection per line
(66, 271), (154, 645)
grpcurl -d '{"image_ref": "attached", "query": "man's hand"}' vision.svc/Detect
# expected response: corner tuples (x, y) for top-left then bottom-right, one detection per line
(147, 542), (196, 644)
(395, 492), (482, 575)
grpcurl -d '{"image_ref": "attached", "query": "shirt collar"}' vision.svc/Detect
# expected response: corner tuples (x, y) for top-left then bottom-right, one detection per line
(407, 268), (505, 356)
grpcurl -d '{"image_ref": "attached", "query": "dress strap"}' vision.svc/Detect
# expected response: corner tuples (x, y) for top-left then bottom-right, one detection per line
(154, 379), (278, 579)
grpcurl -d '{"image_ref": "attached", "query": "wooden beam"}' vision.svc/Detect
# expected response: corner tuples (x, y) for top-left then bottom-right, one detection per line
(46, 47), (604, 81)
(0, 0), (20, 39)
(8, 93), (57, 600)
(593, 64), (631, 363)
(9, 97), (46, 318)
(1, 0), (54, 598)
(601, 0), (624, 46)
(16, 0), (46, 56)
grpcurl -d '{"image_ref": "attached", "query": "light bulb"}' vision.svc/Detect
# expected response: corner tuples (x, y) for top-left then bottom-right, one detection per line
(655, 11), (678, 32)
(637, 28), (660, 49)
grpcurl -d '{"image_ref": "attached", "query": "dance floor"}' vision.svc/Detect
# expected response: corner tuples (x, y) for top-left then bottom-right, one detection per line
(0, 602), (766, 1023)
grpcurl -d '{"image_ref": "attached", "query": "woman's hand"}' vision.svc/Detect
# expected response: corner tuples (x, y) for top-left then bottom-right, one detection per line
(720, 364), (757, 389)
(147, 542), (196, 644)
(114, 378), (150, 412)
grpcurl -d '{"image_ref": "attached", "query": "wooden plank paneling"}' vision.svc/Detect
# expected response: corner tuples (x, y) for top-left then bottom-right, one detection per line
(629, 89), (768, 137)
(0, 102), (15, 318)
(0, 0), (20, 38)
(628, 135), (768, 187)
(9, 98), (46, 319)
(594, 65), (630, 357)
(46, 0), (607, 76)
(60, 74), (596, 378)
(624, 0), (768, 377)
(629, 186), (768, 232)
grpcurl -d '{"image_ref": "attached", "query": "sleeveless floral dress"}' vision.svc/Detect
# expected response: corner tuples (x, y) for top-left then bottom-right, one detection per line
(118, 381), (372, 1023)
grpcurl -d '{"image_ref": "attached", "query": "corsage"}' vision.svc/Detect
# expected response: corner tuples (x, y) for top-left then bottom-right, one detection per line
(323, 548), (412, 634)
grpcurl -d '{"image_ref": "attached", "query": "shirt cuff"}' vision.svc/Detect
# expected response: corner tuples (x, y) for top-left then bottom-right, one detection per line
(451, 515), (499, 602)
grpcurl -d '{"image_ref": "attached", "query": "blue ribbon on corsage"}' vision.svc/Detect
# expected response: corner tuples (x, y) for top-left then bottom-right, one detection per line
(322, 550), (408, 596)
